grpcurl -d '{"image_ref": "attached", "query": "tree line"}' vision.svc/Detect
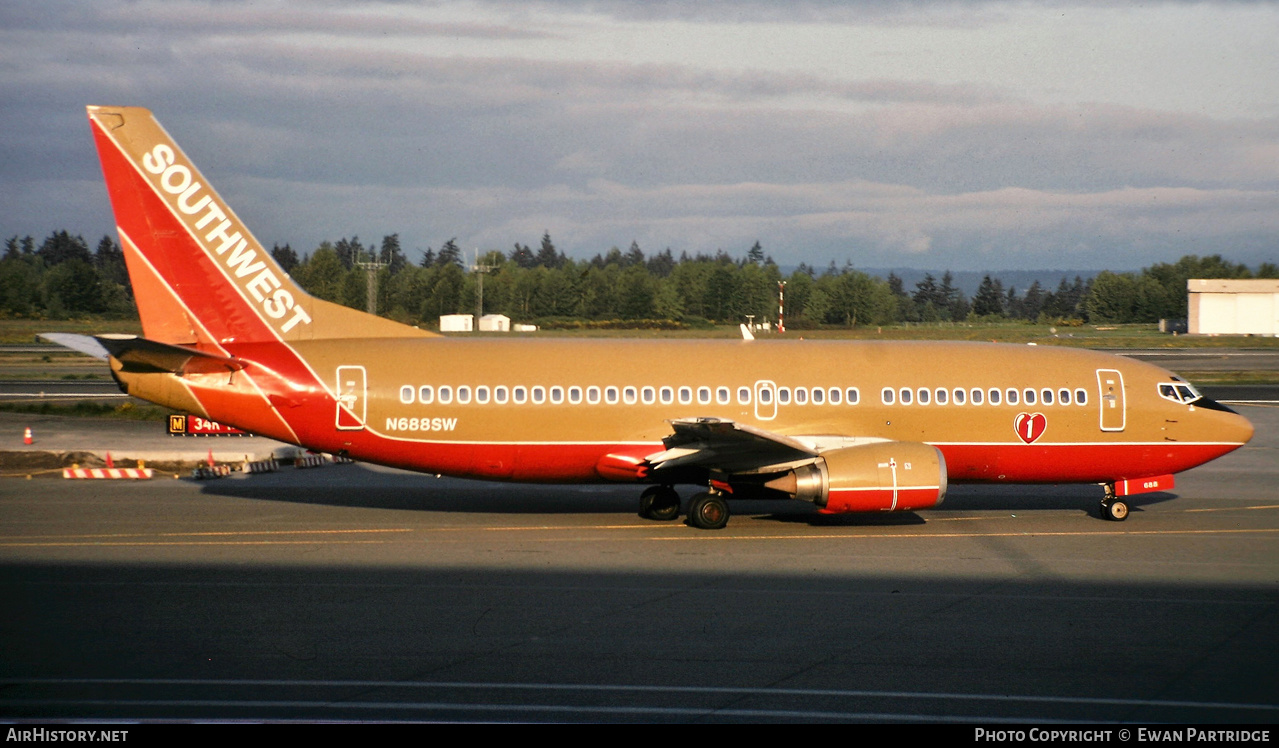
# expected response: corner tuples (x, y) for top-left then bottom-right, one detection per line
(4, 229), (1275, 328)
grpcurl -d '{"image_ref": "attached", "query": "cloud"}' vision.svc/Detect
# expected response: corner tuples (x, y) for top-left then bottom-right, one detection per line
(1, 0), (1277, 271)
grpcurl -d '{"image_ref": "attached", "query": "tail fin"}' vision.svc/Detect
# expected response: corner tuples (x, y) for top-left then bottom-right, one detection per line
(86, 106), (431, 346)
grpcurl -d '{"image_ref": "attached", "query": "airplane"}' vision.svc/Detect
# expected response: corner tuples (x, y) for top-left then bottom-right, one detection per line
(53, 105), (1254, 530)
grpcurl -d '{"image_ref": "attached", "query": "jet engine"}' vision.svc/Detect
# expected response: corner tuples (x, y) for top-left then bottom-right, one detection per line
(765, 441), (947, 513)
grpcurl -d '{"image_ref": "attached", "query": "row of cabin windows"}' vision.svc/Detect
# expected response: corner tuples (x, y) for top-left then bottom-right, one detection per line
(881, 386), (1089, 407)
(398, 384), (863, 407)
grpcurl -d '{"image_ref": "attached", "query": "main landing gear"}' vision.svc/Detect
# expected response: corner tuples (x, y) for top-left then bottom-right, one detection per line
(1100, 484), (1129, 522)
(638, 485), (681, 522)
(637, 486), (731, 530)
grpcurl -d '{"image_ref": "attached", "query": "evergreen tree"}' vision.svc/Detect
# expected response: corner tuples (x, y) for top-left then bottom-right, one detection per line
(39, 231), (92, 266)
(624, 241), (645, 268)
(333, 236), (363, 269)
(94, 235), (128, 288)
(379, 234), (407, 274)
(270, 243), (299, 273)
(972, 275), (1005, 317)
(646, 248), (676, 278)
(509, 243), (536, 269)
(535, 231), (565, 269)
(436, 238), (463, 267)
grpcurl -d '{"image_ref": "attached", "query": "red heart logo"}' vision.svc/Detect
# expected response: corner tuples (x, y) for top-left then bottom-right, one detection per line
(1014, 412), (1047, 444)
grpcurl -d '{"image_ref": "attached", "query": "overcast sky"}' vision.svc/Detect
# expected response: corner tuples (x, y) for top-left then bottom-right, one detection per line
(2, 0), (1277, 271)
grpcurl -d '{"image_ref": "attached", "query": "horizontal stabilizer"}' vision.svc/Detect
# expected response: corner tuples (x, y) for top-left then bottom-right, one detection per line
(38, 333), (110, 360)
(88, 334), (245, 374)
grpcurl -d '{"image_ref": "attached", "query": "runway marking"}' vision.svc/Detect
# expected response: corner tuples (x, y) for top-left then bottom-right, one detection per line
(4, 678), (1276, 717)
(0, 528), (415, 547)
(1, 528), (415, 539)
(1185, 504), (1279, 513)
(3, 525), (1277, 548)
(643, 528), (1279, 541)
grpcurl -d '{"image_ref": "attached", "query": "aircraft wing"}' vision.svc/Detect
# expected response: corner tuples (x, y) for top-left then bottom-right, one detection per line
(646, 417), (819, 475)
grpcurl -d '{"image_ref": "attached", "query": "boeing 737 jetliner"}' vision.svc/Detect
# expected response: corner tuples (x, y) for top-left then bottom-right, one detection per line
(61, 106), (1253, 529)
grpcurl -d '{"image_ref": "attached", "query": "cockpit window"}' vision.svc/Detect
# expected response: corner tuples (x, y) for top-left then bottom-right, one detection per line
(1158, 382), (1202, 404)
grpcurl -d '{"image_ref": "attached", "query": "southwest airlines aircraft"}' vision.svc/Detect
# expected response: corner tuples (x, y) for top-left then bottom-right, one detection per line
(58, 106), (1254, 529)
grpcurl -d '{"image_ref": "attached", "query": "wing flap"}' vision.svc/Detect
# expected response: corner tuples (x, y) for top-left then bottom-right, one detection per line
(648, 417), (818, 475)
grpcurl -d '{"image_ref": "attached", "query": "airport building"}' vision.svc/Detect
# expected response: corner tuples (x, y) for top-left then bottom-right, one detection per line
(1188, 279), (1279, 336)
(439, 314), (473, 332)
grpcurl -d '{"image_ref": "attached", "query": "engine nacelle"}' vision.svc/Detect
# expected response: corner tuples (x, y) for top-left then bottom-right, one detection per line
(767, 441), (947, 513)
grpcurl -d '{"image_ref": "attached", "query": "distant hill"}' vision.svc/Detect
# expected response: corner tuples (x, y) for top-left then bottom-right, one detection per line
(777, 267), (1102, 297)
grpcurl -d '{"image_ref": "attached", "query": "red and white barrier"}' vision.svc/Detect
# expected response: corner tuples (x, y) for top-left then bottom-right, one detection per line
(243, 457), (278, 474)
(63, 467), (154, 480)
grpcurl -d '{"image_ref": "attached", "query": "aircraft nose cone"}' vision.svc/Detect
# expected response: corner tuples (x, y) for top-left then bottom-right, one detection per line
(1229, 409), (1255, 446)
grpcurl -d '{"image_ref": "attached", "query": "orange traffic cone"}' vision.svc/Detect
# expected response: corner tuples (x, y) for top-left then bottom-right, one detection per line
(23, 427), (33, 445)
(207, 449), (215, 467)
(105, 452), (114, 468)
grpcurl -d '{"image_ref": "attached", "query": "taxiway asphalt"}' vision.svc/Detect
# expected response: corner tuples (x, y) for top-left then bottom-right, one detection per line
(0, 405), (1276, 722)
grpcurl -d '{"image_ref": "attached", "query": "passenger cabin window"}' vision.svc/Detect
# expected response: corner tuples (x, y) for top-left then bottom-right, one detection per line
(587, 386), (601, 405)
(778, 387), (791, 405)
(917, 388), (929, 405)
(971, 388), (983, 405)
(678, 386), (692, 405)
(882, 387), (895, 405)
(457, 386), (471, 404)
(568, 386), (582, 404)
(697, 387), (711, 405)
(795, 388), (807, 405)
(513, 386), (527, 404)
(737, 387), (751, 405)
(605, 386), (619, 404)
(476, 386), (490, 404)
(624, 386), (638, 405)
(953, 388), (965, 405)
(1075, 388), (1088, 405)
(1006, 388), (1019, 406)
(812, 387), (825, 405)
(642, 386), (655, 405)
(829, 387), (842, 405)
(988, 388), (1001, 406)
(531, 386), (545, 404)
(550, 386), (564, 404)
(1059, 388), (1070, 405)
(419, 385), (434, 404)
(759, 387), (772, 404)
(717, 387), (730, 405)
(846, 387), (859, 405)
(935, 388), (947, 405)
(900, 388), (913, 405)
(399, 385), (414, 404)
(438, 386), (453, 404)
(1023, 389), (1036, 406)
(661, 387), (674, 405)
(495, 386), (509, 404)
(1041, 388), (1053, 406)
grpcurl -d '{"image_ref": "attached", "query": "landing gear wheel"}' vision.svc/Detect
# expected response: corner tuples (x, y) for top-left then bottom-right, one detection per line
(639, 486), (680, 521)
(1101, 498), (1129, 521)
(687, 491), (730, 530)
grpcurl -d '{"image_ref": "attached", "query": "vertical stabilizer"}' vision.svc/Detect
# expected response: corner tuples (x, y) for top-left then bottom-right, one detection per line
(86, 106), (431, 346)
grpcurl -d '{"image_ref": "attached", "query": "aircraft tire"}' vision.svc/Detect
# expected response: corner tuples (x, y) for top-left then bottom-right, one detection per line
(687, 492), (730, 530)
(1101, 499), (1129, 521)
(639, 486), (680, 521)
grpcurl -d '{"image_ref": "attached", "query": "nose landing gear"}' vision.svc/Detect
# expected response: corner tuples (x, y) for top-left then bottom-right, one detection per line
(1100, 484), (1129, 521)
